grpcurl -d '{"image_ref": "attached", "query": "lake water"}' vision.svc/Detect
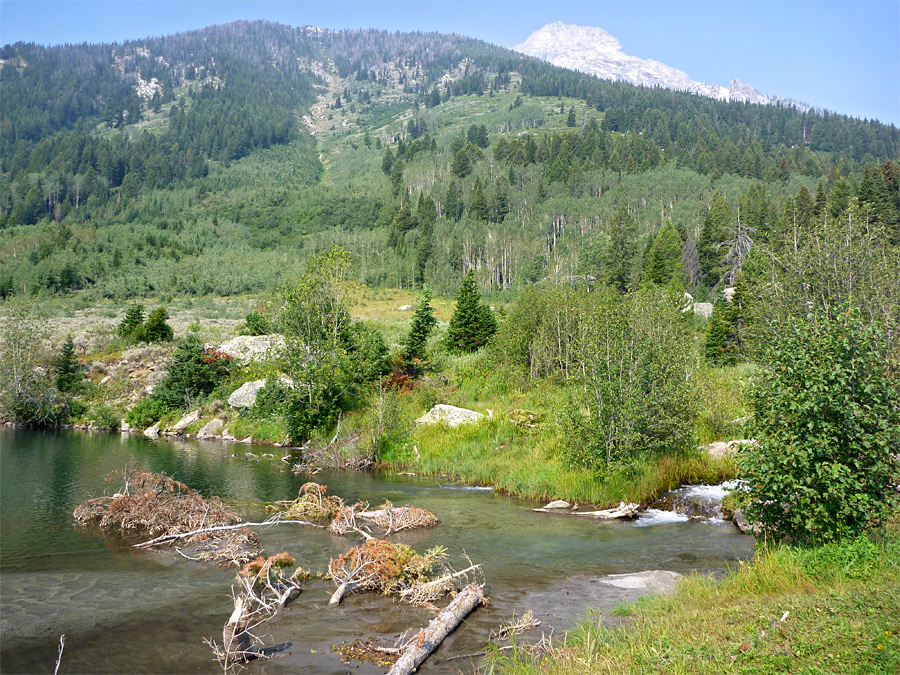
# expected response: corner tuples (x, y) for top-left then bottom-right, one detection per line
(0, 427), (754, 673)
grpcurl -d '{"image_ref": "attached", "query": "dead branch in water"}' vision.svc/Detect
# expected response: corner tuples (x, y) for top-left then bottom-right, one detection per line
(132, 513), (325, 549)
(327, 539), (448, 606)
(490, 609), (542, 641)
(207, 553), (302, 672)
(387, 583), (486, 675)
(531, 501), (640, 519)
(53, 634), (65, 675)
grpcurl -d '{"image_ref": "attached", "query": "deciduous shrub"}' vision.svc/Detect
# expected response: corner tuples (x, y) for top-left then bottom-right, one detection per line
(736, 307), (900, 544)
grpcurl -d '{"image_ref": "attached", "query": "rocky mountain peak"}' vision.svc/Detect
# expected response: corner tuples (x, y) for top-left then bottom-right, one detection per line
(514, 22), (809, 113)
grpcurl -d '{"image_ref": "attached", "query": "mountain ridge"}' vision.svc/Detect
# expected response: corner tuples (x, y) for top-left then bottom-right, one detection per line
(514, 21), (810, 113)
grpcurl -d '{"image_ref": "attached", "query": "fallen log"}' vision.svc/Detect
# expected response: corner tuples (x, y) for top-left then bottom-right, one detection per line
(387, 583), (485, 675)
(531, 501), (639, 519)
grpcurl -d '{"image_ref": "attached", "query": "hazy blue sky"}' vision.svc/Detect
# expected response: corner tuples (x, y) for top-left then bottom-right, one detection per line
(2, 1), (898, 124)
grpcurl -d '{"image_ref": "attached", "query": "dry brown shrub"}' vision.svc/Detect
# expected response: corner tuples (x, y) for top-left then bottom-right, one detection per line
(327, 539), (445, 596)
(73, 469), (256, 565)
(366, 500), (438, 533)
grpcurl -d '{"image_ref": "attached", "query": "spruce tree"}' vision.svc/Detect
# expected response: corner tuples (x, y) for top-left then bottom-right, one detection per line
(444, 271), (497, 353)
(403, 287), (437, 368)
(54, 335), (82, 393)
(117, 302), (144, 339)
(451, 146), (471, 178)
(135, 306), (174, 343)
(567, 106), (577, 127)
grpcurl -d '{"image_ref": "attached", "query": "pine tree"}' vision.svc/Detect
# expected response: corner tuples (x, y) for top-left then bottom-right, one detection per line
(54, 335), (82, 392)
(117, 302), (144, 339)
(135, 306), (174, 343)
(444, 271), (497, 353)
(643, 220), (683, 285)
(451, 146), (471, 178)
(470, 177), (489, 221)
(567, 106), (577, 127)
(403, 287), (437, 367)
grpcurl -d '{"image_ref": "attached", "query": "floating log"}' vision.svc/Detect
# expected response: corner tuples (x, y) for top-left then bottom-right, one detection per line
(387, 583), (485, 675)
(531, 501), (639, 519)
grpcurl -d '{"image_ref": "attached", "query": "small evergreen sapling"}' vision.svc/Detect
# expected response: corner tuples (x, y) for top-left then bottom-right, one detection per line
(444, 271), (497, 353)
(117, 302), (145, 339)
(54, 335), (83, 393)
(402, 287), (437, 371)
(134, 306), (174, 343)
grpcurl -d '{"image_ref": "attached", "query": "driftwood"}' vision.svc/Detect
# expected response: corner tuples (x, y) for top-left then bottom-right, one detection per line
(531, 501), (640, 519)
(133, 515), (324, 549)
(397, 564), (482, 605)
(387, 583), (486, 675)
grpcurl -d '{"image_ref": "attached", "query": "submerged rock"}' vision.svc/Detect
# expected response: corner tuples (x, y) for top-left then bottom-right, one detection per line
(415, 404), (484, 427)
(600, 570), (683, 594)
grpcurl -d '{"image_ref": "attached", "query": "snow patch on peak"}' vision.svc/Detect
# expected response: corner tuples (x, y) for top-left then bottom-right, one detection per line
(514, 22), (809, 113)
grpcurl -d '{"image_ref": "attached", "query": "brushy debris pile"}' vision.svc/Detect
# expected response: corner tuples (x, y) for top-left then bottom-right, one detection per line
(268, 482), (344, 519)
(74, 469), (258, 565)
(268, 483), (438, 538)
(332, 637), (400, 668)
(328, 539), (447, 597)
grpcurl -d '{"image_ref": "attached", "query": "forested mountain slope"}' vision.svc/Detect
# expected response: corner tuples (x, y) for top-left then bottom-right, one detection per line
(1, 20), (897, 300)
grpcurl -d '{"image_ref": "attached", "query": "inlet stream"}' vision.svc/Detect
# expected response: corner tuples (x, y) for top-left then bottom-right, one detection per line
(0, 428), (753, 673)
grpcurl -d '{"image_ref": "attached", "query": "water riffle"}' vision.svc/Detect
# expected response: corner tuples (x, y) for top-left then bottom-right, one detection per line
(0, 428), (753, 673)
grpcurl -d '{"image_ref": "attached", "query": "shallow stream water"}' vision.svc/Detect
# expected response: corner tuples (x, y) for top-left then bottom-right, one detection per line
(0, 428), (754, 673)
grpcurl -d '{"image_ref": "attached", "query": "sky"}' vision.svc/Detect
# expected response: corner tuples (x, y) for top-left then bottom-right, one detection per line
(2, 1), (898, 125)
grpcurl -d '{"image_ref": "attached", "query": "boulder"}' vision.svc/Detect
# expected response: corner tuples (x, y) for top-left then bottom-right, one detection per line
(600, 570), (683, 594)
(701, 439), (757, 459)
(218, 335), (285, 363)
(228, 379), (266, 409)
(143, 423), (160, 438)
(120, 420), (132, 433)
(543, 500), (571, 510)
(415, 404), (484, 427)
(693, 302), (713, 319)
(171, 409), (200, 434)
(197, 418), (225, 439)
(397, 305), (413, 311)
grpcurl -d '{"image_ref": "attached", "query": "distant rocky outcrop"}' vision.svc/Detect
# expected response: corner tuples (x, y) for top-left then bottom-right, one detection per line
(514, 22), (810, 113)
(218, 335), (284, 363)
(415, 404), (484, 427)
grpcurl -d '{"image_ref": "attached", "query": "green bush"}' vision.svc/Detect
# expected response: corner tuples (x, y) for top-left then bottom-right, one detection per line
(88, 404), (120, 429)
(241, 310), (271, 336)
(560, 287), (698, 473)
(125, 397), (169, 428)
(736, 307), (900, 544)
